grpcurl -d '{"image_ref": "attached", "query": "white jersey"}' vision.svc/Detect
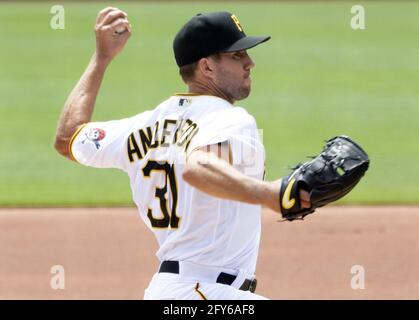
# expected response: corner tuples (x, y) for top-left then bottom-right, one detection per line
(70, 94), (265, 275)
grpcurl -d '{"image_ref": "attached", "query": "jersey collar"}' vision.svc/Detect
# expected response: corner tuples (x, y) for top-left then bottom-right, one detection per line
(173, 93), (234, 107)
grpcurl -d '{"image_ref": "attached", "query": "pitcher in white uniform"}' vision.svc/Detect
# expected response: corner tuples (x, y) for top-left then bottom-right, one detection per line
(54, 8), (310, 300)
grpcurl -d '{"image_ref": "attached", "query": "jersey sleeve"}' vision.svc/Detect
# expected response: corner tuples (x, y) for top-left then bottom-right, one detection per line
(186, 108), (265, 178)
(69, 115), (140, 172)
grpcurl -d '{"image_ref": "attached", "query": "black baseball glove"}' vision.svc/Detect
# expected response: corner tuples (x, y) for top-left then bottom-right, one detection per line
(279, 135), (370, 221)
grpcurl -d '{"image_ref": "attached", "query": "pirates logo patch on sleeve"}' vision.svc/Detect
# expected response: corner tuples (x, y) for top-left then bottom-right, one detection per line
(82, 128), (106, 149)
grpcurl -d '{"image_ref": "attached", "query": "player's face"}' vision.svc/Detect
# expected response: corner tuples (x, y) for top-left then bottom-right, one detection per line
(212, 50), (255, 101)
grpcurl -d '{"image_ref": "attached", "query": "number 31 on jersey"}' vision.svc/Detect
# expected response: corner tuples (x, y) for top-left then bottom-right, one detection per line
(142, 160), (180, 229)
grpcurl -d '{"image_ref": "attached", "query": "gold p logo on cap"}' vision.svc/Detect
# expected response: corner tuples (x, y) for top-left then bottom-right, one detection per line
(231, 14), (243, 32)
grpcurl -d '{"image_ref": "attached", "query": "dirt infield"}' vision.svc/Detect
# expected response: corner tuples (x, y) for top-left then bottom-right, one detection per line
(1, 206), (418, 300)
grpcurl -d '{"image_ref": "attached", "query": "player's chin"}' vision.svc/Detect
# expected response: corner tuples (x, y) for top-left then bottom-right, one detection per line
(235, 86), (251, 101)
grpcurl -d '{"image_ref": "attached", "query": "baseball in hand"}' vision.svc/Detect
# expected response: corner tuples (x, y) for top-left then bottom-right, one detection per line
(115, 25), (127, 34)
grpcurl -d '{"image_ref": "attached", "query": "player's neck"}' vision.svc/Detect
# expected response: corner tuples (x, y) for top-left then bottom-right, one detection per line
(187, 81), (235, 105)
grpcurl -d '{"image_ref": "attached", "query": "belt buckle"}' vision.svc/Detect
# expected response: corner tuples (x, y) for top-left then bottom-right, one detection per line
(240, 278), (257, 293)
(249, 278), (257, 293)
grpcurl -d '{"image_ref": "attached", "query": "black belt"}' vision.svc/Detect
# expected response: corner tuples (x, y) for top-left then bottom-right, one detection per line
(158, 261), (257, 293)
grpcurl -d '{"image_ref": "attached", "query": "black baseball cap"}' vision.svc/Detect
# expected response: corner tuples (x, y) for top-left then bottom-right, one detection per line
(173, 12), (270, 67)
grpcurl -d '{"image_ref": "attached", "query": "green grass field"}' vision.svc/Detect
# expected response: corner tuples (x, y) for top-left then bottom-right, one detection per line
(1, 1), (418, 206)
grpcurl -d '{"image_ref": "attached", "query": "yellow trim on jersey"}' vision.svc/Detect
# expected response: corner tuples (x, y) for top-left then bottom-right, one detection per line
(174, 93), (204, 96)
(174, 93), (233, 106)
(194, 283), (208, 300)
(68, 123), (88, 162)
(228, 143), (233, 165)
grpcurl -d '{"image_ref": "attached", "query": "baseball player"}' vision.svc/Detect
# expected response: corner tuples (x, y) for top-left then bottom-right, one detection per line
(54, 8), (312, 299)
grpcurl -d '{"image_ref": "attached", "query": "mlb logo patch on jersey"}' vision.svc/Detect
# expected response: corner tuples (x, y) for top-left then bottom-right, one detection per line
(82, 128), (106, 149)
(179, 98), (191, 107)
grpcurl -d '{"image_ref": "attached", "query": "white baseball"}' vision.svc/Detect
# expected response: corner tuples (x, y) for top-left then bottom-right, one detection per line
(115, 25), (127, 34)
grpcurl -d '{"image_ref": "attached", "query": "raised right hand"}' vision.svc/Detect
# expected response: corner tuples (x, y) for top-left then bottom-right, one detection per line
(94, 7), (132, 65)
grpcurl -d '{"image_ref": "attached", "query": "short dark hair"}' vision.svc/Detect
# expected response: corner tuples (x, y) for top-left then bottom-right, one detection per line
(178, 54), (222, 84)
(179, 62), (198, 83)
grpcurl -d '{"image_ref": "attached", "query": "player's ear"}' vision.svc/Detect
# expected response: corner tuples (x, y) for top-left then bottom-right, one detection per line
(197, 58), (215, 79)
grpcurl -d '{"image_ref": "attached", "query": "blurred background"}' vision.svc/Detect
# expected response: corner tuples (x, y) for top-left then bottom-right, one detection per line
(1, 1), (418, 206)
(1, 1), (419, 300)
